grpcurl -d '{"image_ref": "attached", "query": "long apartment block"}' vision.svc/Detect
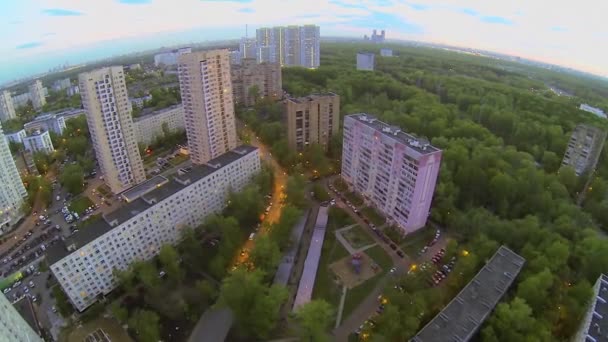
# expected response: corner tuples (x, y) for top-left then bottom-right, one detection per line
(46, 145), (260, 311)
(561, 124), (606, 176)
(341, 114), (442, 234)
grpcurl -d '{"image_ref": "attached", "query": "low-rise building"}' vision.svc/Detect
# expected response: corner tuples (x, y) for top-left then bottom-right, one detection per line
(562, 124), (607, 176)
(5, 129), (26, 144)
(133, 104), (185, 145)
(23, 130), (54, 154)
(356, 52), (375, 71)
(342, 114), (442, 234)
(284, 93), (340, 151)
(380, 48), (393, 57)
(24, 113), (67, 135)
(574, 274), (608, 342)
(231, 58), (282, 107)
(412, 246), (525, 342)
(55, 108), (85, 121)
(47, 145), (260, 311)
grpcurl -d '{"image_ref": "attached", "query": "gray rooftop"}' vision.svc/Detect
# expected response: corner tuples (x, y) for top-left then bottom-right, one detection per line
(412, 246), (525, 342)
(285, 92), (338, 104)
(347, 113), (440, 155)
(133, 104), (182, 122)
(46, 145), (257, 265)
(121, 175), (170, 202)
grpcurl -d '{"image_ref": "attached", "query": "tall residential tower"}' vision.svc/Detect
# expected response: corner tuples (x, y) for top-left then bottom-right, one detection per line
(341, 114), (442, 234)
(231, 58), (282, 107)
(178, 50), (237, 164)
(0, 122), (26, 231)
(28, 80), (46, 110)
(256, 25), (320, 68)
(79, 66), (146, 194)
(0, 90), (16, 122)
(284, 93), (340, 151)
(0, 291), (42, 342)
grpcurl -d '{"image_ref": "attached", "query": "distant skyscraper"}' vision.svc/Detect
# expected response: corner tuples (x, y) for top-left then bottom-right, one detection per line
(0, 90), (16, 122)
(364, 29), (386, 43)
(178, 50), (237, 165)
(341, 114), (442, 234)
(356, 52), (375, 71)
(256, 25), (320, 68)
(239, 37), (258, 60)
(284, 93), (340, 151)
(0, 292), (42, 342)
(28, 80), (46, 110)
(0, 121), (26, 231)
(79, 66), (146, 194)
(231, 58), (282, 107)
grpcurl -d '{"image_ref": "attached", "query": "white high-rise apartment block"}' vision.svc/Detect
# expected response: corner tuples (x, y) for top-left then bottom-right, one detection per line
(178, 50), (237, 165)
(0, 122), (27, 231)
(47, 145), (260, 311)
(256, 25), (320, 68)
(133, 104), (185, 145)
(239, 37), (258, 60)
(0, 292), (42, 342)
(0, 90), (16, 122)
(299, 25), (321, 69)
(79, 66), (146, 194)
(23, 130), (54, 154)
(28, 80), (46, 110)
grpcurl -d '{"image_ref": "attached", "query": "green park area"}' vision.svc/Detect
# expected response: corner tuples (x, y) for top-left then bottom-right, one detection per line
(68, 196), (94, 215)
(361, 206), (386, 226)
(342, 225), (375, 250)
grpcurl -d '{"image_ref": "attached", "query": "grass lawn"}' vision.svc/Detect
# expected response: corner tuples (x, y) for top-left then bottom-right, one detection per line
(68, 196), (94, 215)
(312, 183), (331, 202)
(66, 317), (133, 342)
(400, 225), (437, 257)
(342, 225), (375, 250)
(344, 192), (364, 207)
(341, 246), (392, 318)
(96, 185), (110, 197)
(361, 207), (386, 226)
(312, 207), (355, 322)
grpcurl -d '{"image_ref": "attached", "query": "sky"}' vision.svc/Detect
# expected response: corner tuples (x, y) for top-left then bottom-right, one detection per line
(1, 0), (607, 84)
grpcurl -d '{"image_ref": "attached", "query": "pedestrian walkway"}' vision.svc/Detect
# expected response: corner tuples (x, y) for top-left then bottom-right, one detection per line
(335, 286), (348, 329)
(335, 226), (377, 255)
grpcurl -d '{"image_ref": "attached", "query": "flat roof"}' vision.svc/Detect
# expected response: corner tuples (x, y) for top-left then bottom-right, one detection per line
(121, 175), (170, 202)
(357, 52), (375, 56)
(188, 307), (234, 342)
(286, 92), (338, 104)
(412, 246), (525, 342)
(133, 104), (182, 122)
(293, 206), (329, 311)
(47, 145), (258, 265)
(585, 274), (608, 341)
(346, 113), (440, 156)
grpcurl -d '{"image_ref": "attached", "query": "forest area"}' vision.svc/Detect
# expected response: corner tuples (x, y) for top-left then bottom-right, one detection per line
(277, 43), (608, 341)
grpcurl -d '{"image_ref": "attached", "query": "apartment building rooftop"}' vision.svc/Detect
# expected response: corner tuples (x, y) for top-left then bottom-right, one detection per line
(582, 274), (608, 342)
(121, 175), (170, 203)
(412, 246), (525, 342)
(46, 145), (258, 265)
(132, 104), (182, 122)
(348, 113), (439, 155)
(285, 92), (338, 104)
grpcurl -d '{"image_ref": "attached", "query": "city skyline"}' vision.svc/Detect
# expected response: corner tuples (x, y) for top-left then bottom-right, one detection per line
(0, 0), (606, 84)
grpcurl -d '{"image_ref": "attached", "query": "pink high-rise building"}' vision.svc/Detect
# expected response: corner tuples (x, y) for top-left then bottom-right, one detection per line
(341, 114), (442, 234)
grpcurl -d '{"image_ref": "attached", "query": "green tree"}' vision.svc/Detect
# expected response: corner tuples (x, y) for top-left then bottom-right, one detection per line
(133, 261), (159, 290)
(159, 244), (183, 283)
(225, 184), (264, 226)
(128, 310), (161, 342)
(110, 301), (128, 323)
(65, 135), (88, 156)
(292, 299), (334, 342)
(195, 279), (217, 304)
(286, 174), (307, 208)
(516, 268), (554, 313)
(113, 268), (135, 294)
(481, 297), (551, 342)
(557, 166), (578, 196)
(60, 164), (84, 194)
(248, 84), (260, 104)
(250, 235), (281, 273)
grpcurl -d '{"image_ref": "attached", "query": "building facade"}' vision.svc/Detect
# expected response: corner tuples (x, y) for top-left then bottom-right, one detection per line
(23, 130), (54, 154)
(130, 94), (152, 109)
(0, 122), (27, 231)
(177, 49), (237, 165)
(357, 52), (375, 71)
(231, 58), (282, 107)
(229, 50), (242, 65)
(66, 85), (80, 97)
(5, 130), (26, 144)
(11, 93), (30, 109)
(0, 90), (16, 122)
(573, 274), (608, 342)
(133, 104), (185, 145)
(341, 114), (442, 234)
(24, 113), (67, 135)
(364, 29), (386, 43)
(239, 37), (258, 60)
(79, 66), (146, 194)
(284, 93), (340, 151)
(52, 78), (71, 92)
(154, 47), (192, 67)
(562, 124), (607, 176)
(0, 291), (43, 342)
(28, 80), (46, 110)
(47, 146), (260, 311)
(256, 25), (320, 68)
(380, 48), (393, 57)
